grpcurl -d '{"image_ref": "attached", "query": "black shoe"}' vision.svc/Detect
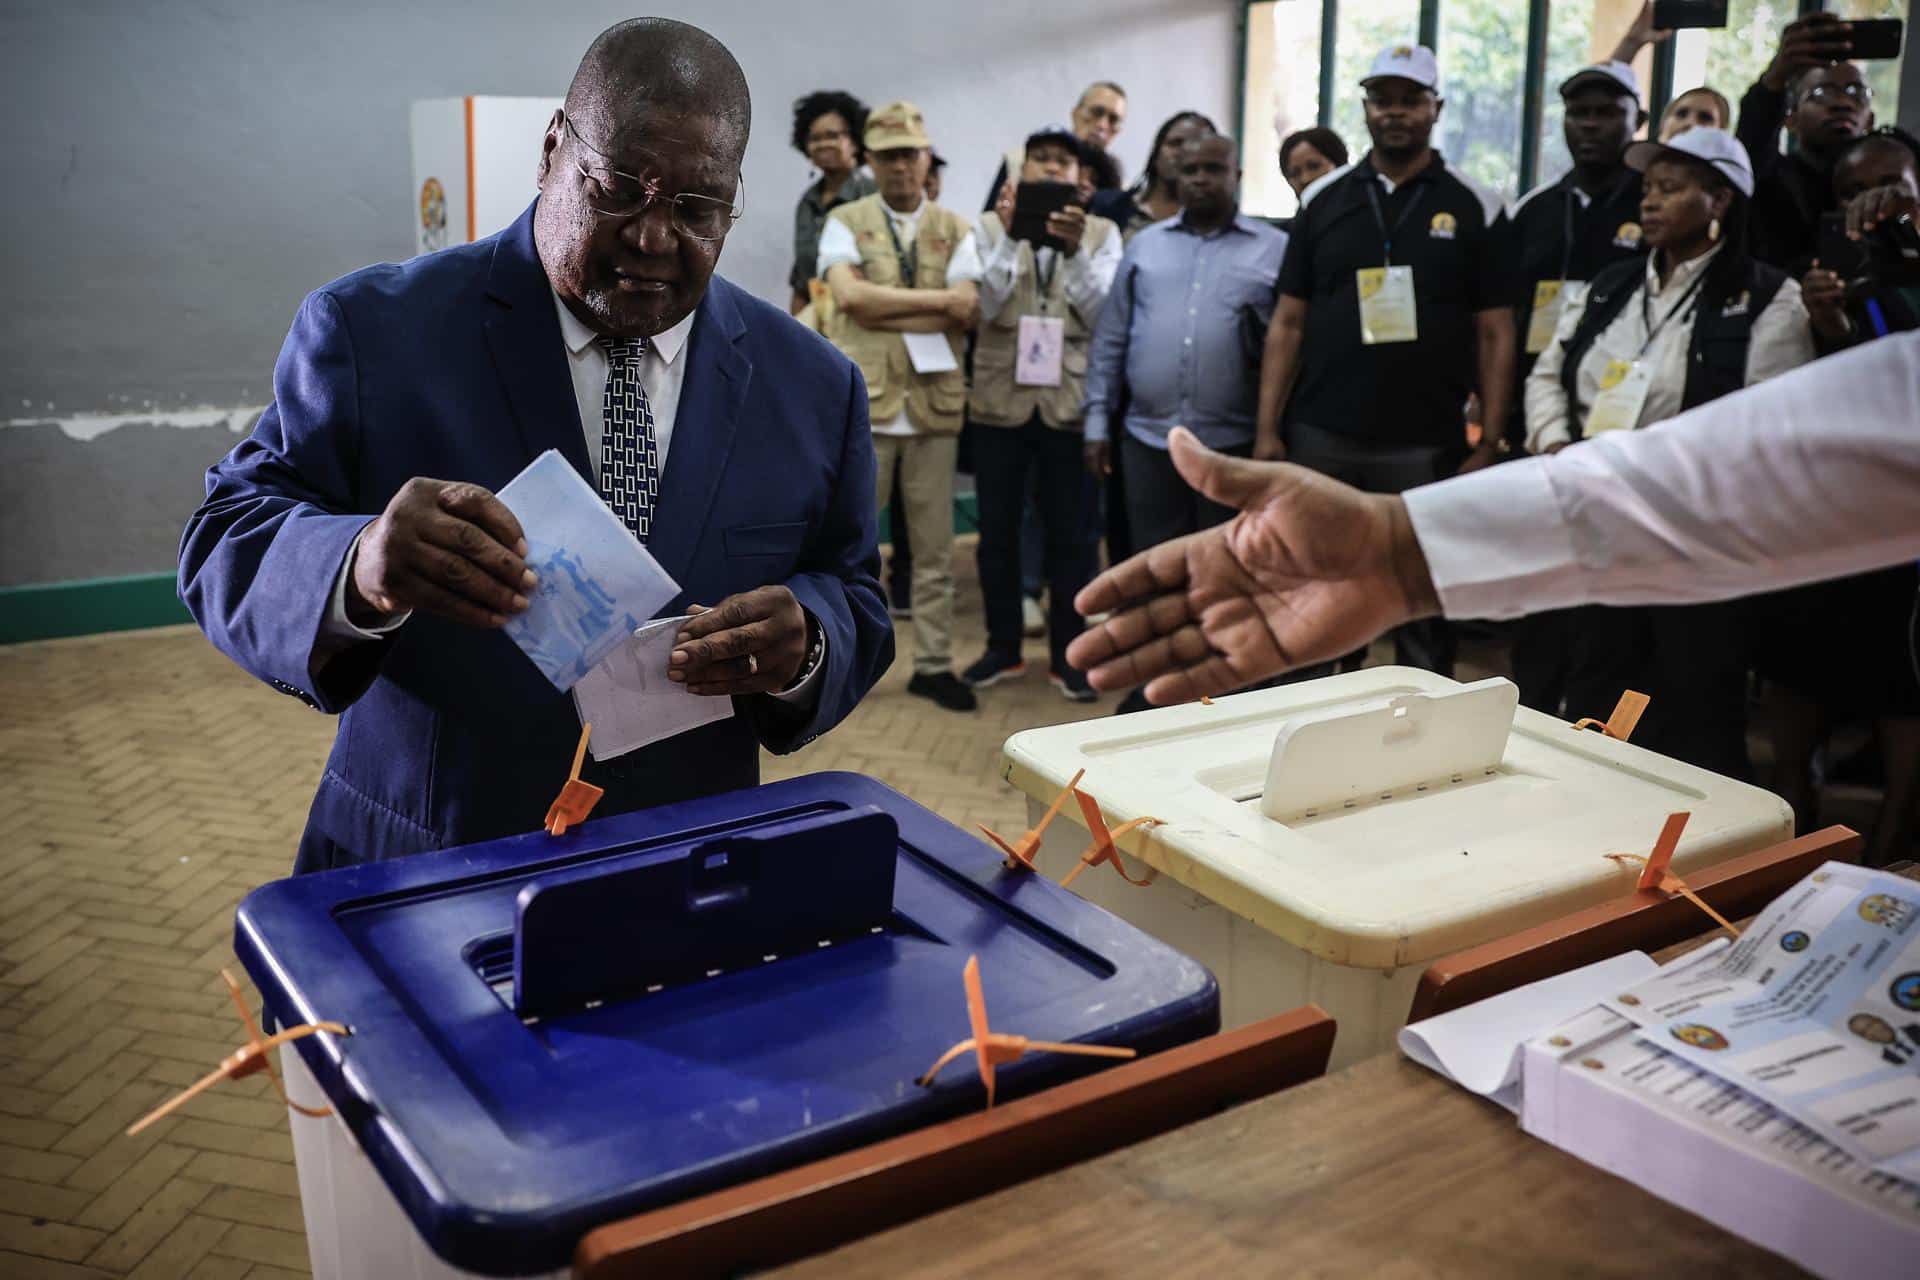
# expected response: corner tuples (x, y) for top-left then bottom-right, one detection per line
(1049, 666), (1097, 703)
(962, 650), (1028, 688)
(1114, 687), (1152, 716)
(908, 671), (978, 711)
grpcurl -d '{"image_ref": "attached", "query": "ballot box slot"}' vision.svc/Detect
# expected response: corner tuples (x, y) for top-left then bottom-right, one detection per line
(466, 909), (937, 1021)
(328, 800), (851, 920)
(510, 805), (902, 1018)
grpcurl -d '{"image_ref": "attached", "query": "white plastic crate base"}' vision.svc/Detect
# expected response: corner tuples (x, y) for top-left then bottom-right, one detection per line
(1004, 669), (1794, 1072)
(282, 1047), (568, 1280)
(1028, 803), (1422, 1070)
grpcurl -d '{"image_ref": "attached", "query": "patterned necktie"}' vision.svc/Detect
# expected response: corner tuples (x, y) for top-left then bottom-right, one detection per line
(597, 335), (660, 542)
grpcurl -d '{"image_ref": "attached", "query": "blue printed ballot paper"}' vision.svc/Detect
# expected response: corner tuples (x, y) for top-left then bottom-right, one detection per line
(1603, 862), (1920, 1183)
(496, 450), (679, 690)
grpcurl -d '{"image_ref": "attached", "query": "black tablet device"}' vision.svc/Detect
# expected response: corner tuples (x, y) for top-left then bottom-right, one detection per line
(1009, 181), (1078, 254)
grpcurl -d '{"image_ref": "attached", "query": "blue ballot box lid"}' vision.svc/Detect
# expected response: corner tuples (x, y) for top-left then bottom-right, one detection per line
(235, 772), (1218, 1276)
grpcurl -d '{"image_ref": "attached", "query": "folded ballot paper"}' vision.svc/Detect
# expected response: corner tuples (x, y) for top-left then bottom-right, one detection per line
(571, 616), (733, 761)
(496, 450), (679, 690)
(1400, 862), (1920, 1279)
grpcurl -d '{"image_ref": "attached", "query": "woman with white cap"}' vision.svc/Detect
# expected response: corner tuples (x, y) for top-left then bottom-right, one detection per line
(1523, 126), (1815, 781)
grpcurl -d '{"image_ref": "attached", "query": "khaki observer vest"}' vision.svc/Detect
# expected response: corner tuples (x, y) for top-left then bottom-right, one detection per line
(825, 194), (971, 435)
(968, 211), (1116, 430)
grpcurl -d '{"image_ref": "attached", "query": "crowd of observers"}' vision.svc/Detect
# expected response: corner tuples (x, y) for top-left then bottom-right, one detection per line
(784, 5), (1919, 861)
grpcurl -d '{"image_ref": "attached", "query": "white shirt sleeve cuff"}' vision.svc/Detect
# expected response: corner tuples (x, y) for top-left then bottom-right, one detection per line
(321, 525), (412, 643)
(1401, 460), (1582, 621)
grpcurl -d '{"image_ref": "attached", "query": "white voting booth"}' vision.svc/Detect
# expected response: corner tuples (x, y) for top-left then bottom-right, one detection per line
(408, 97), (560, 255)
(1002, 669), (1793, 1069)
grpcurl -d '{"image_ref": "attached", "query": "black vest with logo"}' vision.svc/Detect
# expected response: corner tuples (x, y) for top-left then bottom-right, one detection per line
(1556, 252), (1788, 438)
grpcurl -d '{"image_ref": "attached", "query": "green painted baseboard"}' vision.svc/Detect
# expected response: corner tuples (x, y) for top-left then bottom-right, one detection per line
(1, 495), (979, 645)
(0, 572), (190, 645)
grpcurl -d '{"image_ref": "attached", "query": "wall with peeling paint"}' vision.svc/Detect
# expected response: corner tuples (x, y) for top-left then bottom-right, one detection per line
(0, 0), (1233, 587)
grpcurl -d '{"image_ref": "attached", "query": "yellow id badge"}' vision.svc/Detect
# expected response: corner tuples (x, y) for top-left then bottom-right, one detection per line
(1525, 280), (1565, 354)
(1586, 358), (1653, 435)
(1357, 266), (1418, 344)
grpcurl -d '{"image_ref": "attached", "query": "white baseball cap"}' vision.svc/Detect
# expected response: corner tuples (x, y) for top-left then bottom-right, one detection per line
(1624, 126), (1754, 198)
(1360, 44), (1440, 94)
(1560, 60), (1641, 102)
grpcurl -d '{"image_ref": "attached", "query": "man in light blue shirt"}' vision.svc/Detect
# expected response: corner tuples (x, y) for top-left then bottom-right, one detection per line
(1083, 132), (1287, 556)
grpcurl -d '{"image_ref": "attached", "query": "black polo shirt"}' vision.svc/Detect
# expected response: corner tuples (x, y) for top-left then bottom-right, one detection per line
(1278, 152), (1512, 447)
(1505, 166), (1647, 441)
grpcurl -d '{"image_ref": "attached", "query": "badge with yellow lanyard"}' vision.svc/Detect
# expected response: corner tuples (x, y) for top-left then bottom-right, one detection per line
(1584, 267), (1708, 436)
(1356, 181), (1429, 345)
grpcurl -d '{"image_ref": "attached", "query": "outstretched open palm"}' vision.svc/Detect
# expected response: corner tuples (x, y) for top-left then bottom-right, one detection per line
(1067, 428), (1430, 704)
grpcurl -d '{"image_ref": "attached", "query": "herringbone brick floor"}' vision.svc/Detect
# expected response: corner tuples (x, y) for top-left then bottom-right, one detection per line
(0, 548), (1131, 1278)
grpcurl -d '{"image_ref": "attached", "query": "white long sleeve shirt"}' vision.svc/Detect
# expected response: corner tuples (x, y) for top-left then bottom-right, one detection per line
(973, 215), (1123, 324)
(1524, 246), (1815, 452)
(1407, 333), (1920, 619)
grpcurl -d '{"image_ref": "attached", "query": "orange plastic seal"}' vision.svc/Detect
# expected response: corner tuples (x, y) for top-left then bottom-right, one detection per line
(1604, 811), (1742, 940)
(126, 969), (350, 1138)
(545, 722), (605, 836)
(1573, 689), (1650, 742)
(1061, 789), (1162, 889)
(977, 768), (1084, 873)
(916, 955), (1136, 1108)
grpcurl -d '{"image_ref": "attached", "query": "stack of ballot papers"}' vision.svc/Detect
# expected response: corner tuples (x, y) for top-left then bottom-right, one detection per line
(1401, 861), (1920, 1280)
(496, 450), (734, 758)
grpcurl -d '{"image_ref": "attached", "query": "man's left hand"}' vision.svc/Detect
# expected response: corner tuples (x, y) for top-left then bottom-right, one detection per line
(669, 586), (810, 696)
(1047, 205), (1088, 256)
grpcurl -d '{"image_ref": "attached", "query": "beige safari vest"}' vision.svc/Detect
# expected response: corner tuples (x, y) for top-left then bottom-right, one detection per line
(969, 211), (1117, 430)
(826, 194), (971, 435)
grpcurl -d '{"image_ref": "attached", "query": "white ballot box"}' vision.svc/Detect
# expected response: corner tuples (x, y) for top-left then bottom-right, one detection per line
(408, 96), (561, 256)
(1000, 669), (1793, 1070)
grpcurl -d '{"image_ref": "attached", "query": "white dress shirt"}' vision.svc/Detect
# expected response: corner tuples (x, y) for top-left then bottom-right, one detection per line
(974, 214), (1123, 323)
(816, 197), (984, 437)
(318, 293), (823, 703)
(1525, 245), (1815, 452)
(1407, 332), (1920, 619)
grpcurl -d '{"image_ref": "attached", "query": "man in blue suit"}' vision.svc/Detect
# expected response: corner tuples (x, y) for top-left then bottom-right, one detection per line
(180, 19), (894, 873)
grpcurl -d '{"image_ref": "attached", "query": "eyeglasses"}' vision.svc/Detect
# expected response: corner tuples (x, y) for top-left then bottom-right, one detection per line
(562, 114), (744, 242)
(1804, 82), (1873, 105)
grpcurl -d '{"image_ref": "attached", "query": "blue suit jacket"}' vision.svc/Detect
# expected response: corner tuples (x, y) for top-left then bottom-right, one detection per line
(180, 203), (893, 872)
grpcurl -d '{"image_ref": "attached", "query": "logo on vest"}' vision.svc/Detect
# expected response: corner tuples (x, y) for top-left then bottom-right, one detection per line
(1720, 290), (1751, 318)
(1613, 221), (1643, 249)
(1428, 211), (1457, 240)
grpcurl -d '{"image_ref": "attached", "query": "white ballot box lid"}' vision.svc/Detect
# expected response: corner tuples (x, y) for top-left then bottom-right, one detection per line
(1001, 668), (1792, 970)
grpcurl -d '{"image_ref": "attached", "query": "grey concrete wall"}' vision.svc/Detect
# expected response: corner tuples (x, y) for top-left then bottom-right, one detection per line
(0, 0), (1234, 586)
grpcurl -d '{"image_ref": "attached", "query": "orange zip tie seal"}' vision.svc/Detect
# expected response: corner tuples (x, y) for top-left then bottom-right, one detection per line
(545, 721), (604, 836)
(977, 767), (1084, 873)
(1605, 811), (1743, 941)
(916, 955), (1136, 1108)
(1061, 788), (1162, 889)
(127, 969), (350, 1138)
(1573, 689), (1650, 742)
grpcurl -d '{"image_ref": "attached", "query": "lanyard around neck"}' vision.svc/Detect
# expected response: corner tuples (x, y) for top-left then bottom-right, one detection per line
(1635, 258), (1712, 359)
(883, 211), (919, 284)
(1364, 176), (1428, 264)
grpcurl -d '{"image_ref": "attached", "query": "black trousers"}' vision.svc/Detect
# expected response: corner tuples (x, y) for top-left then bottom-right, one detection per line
(886, 464), (912, 607)
(1512, 608), (1578, 716)
(1562, 600), (1752, 780)
(1286, 422), (1461, 677)
(1119, 429), (1245, 550)
(974, 414), (1095, 669)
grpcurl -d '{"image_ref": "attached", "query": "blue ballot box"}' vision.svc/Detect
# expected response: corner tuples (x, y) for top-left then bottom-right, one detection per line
(238, 772), (1218, 1277)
